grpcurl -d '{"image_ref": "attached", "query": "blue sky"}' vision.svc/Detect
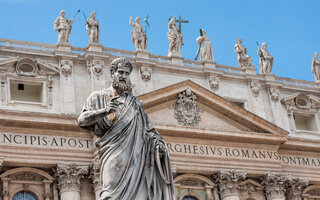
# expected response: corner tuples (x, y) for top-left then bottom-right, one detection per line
(1, 0), (319, 81)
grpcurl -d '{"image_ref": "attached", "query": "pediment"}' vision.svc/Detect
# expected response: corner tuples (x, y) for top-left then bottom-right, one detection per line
(281, 93), (320, 109)
(138, 80), (288, 137)
(0, 56), (59, 76)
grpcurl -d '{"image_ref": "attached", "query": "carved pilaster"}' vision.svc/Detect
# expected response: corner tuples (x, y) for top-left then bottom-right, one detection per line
(54, 163), (88, 194)
(261, 172), (291, 200)
(205, 184), (214, 200)
(214, 170), (246, 200)
(0, 73), (6, 104)
(47, 76), (53, 107)
(286, 178), (308, 200)
(0, 158), (3, 172)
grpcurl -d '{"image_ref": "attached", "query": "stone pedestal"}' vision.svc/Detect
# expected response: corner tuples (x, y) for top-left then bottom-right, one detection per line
(55, 164), (88, 200)
(264, 73), (276, 81)
(56, 43), (72, 52)
(135, 50), (150, 59)
(86, 43), (103, 52)
(215, 170), (246, 200)
(169, 55), (184, 66)
(201, 60), (216, 69)
(243, 66), (256, 74)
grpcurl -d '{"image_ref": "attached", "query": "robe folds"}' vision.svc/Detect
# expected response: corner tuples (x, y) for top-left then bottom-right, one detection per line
(81, 87), (176, 200)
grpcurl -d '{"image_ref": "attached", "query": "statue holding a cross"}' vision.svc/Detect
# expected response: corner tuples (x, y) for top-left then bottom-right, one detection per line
(167, 16), (186, 57)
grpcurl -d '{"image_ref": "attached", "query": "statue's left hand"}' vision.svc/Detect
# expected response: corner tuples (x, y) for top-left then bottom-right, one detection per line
(156, 141), (167, 157)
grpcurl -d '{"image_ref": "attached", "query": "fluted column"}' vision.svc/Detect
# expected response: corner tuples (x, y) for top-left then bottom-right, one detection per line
(261, 172), (290, 200)
(55, 163), (88, 200)
(287, 178), (308, 200)
(214, 170), (246, 200)
(89, 159), (101, 200)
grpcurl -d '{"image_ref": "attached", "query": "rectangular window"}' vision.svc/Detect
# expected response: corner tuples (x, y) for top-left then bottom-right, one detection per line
(10, 81), (43, 103)
(294, 114), (317, 132)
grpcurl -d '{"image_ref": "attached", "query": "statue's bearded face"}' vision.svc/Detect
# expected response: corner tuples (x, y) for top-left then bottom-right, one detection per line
(112, 66), (131, 91)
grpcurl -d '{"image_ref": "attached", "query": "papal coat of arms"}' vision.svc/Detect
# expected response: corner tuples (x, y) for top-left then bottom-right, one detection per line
(173, 88), (201, 126)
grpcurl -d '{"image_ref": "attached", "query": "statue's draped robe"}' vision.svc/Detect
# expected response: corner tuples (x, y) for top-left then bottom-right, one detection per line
(259, 49), (273, 74)
(168, 25), (184, 55)
(197, 35), (213, 61)
(81, 88), (176, 200)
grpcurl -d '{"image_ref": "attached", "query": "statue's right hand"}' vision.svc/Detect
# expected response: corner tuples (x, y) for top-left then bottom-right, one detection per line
(107, 101), (120, 114)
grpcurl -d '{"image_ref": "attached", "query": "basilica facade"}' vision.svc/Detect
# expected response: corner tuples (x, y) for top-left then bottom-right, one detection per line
(0, 36), (320, 200)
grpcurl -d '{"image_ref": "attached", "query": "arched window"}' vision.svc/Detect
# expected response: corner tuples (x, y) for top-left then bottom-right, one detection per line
(182, 196), (199, 200)
(12, 191), (37, 200)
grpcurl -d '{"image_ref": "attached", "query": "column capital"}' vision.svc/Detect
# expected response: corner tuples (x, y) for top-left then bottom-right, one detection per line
(287, 178), (308, 200)
(54, 163), (88, 193)
(214, 170), (246, 199)
(261, 172), (291, 200)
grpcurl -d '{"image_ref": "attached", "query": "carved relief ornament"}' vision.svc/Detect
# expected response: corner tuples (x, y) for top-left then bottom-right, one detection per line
(250, 81), (261, 97)
(59, 60), (73, 78)
(87, 59), (104, 78)
(15, 57), (39, 76)
(173, 88), (201, 126)
(208, 76), (219, 90)
(140, 66), (152, 81)
(270, 87), (280, 102)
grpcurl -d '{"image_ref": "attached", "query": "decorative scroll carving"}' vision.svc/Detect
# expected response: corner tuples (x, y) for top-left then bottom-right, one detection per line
(140, 66), (152, 81)
(239, 179), (264, 200)
(270, 87), (280, 102)
(287, 178), (308, 200)
(59, 60), (73, 78)
(214, 170), (246, 199)
(15, 57), (39, 77)
(54, 163), (88, 193)
(208, 76), (219, 90)
(173, 88), (201, 126)
(87, 60), (104, 79)
(261, 172), (291, 200)
(250, 81), (261, 97)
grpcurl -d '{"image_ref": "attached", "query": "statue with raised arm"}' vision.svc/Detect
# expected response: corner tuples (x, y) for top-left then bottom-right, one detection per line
(168, 16), (184, 57)
(312, 52), (320, 82)
(258, 42), (274, 74)
(78, 57), (176, 200)
(234, 38), (253, 68)
(129, 16), (147, 51)
(54, 10), (74, 43)
(196, 29), (214, 61)
(85, 11), (100, 43)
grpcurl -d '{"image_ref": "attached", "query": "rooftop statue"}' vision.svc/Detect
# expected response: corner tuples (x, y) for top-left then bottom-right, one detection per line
(85, 11), (100, 44)
(78, 57), (176, 200)
(196, 29), (214, 61)
(129, 16), (148, 51)
(234, 38), (253, 68)
(168, 16), (184, 57)
(312, 52), (320, 82)
(258, 42), (274, 74)
(54, 10), (74, 44)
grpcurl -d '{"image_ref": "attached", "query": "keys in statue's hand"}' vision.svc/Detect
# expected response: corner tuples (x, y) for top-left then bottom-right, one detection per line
(107, 96), (120, 114)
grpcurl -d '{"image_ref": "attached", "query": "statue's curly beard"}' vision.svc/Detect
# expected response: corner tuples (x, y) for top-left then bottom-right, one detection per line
(112, 77), (131, 92)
